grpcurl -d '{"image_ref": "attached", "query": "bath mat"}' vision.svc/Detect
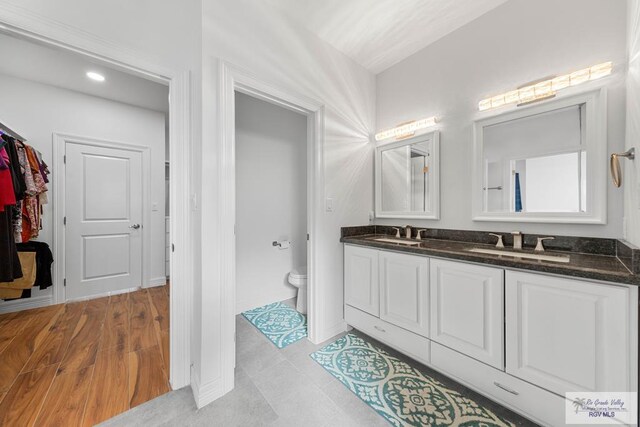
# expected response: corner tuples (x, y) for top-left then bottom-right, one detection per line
(310, 333), (515, 427)
(242, 301), (307, 348)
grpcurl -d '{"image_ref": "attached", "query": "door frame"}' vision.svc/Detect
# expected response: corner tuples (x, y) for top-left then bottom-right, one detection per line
(217, 60), (325, 394)
(0, 13), (193, 390)
(52, 133), (152, 303)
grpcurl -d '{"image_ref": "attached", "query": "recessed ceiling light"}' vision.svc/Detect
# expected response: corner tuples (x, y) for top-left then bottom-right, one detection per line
(86, 71), (105, 82)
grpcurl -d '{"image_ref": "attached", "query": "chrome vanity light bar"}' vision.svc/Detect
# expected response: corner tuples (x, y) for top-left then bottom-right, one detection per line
(478, 61), (613, 112)
(374, 116), (437, 141)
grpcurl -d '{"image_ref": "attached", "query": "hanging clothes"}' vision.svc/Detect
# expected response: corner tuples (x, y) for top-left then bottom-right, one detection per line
(16, 241), (53, 290)
(0, 210), (22, 282)
(2, 135), (26, 199)
(0, 127), (51, 295)
(0, 147), (16, 211)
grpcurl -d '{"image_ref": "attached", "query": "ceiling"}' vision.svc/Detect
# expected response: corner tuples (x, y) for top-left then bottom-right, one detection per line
(0, 32), (169, 113)
(268, 0), (509, 74)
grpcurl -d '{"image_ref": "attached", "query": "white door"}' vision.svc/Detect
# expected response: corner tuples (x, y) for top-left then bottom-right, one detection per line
(344, 245), (379, 316)
(379, 251), (429, 337)
(430, 259), (504, 369)
(506, 271), (634, 395)
(65, 142), (143, 300)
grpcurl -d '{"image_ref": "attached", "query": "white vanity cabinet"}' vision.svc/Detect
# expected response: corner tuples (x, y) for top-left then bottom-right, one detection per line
(430, 259), (504, 369)
(344, 245), (430, 365)
(343, 243), (639, 427)
(505, 271), (636, 396)
(344, 245), (379, 316)
(379, 251), (429, 336)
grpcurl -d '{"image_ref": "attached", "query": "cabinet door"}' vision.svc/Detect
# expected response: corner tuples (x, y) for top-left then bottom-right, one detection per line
(344, 245), (379, 316)
(379, 251), (429, 337)
(506, 271), (635, 395)
(430, 259), (504, 369)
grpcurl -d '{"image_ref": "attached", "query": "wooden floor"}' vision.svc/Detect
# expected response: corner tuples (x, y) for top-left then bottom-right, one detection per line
(0, 285), (170, 426)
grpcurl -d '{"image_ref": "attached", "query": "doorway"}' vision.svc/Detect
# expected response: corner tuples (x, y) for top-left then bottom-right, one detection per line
(216, 63), (325, 395)
(235, 92), (308, 315)
(0, 23), (188, 424)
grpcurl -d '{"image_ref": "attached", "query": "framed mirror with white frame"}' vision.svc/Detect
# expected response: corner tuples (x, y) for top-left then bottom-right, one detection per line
(375, 131), (440, 219)
(472, 88), (607, 224)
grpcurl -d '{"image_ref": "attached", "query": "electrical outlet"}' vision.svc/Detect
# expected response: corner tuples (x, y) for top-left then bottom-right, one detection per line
(369, 211), (374, 222)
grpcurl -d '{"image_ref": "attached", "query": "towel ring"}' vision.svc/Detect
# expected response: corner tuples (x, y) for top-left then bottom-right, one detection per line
(610, 147), (635, 188)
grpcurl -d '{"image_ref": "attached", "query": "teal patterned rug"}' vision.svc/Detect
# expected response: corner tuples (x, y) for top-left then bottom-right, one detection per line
(242, 301), (307, 348)
(311, 333), (515, 427)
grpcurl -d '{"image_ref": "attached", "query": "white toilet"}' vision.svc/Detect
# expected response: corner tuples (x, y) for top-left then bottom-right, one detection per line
(288, 266), (307, 314)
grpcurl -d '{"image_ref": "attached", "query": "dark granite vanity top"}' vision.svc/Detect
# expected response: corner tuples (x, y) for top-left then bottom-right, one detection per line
(341, 226), (640, 286)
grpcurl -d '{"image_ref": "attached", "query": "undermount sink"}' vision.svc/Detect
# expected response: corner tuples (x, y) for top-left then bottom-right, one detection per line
(373, 238), (421, 246)
(467, 248), (570, 263)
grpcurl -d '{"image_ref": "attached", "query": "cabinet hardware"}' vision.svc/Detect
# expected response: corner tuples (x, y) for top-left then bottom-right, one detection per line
(493, 381), (519, 395)
(374, 325), (386, 333)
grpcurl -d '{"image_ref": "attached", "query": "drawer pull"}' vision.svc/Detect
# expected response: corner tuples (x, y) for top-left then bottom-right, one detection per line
(493, 382), (519, 395)
(374, 325), (386, 333)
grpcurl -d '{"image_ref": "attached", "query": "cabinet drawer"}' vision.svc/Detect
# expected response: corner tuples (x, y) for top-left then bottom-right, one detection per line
(345, 305), (430, 365)
(431, 342), (566, 427)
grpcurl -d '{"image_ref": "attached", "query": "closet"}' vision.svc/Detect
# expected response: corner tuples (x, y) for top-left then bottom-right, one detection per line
(0, 122), (52, 303)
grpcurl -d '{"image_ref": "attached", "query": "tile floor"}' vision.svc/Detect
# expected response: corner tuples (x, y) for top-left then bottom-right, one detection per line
(100, 300), (537, 426)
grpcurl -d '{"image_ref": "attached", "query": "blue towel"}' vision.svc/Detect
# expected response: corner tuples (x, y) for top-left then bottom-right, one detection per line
(515, 172), (522, 212)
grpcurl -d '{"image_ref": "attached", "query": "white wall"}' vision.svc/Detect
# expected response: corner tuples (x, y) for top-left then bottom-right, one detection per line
(625, 0), (640, 246)
(199, 0), (375, 402)
(0, 73), (167, 291)
(376, 0), (627, 238)
(235, 92), (307, 313)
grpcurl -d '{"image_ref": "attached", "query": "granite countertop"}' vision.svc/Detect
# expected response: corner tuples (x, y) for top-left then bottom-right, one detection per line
(341, 233), (640, 286)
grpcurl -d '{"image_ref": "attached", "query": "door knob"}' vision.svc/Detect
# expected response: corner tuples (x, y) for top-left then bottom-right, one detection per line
(129, 224), (141, 230)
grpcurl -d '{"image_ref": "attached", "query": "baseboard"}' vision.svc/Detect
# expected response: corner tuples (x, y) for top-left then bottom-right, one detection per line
(66, 286), (140, 303)
(0, 294), (53, 314)
(191, 366), (226, 409)
(145, 277), (168, 288)
(236, 289), (297, 314)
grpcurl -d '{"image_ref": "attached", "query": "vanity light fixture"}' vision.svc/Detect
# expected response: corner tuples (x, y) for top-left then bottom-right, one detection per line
(86, 71), (105, 82)
(478, 61), (612, 112)
(375, 116), (437, 141)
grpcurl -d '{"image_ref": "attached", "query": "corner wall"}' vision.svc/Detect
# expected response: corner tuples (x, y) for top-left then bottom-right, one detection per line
(196, 0), (376, 406)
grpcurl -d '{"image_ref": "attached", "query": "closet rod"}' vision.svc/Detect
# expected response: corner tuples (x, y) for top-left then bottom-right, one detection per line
(0, 121), (27, 142)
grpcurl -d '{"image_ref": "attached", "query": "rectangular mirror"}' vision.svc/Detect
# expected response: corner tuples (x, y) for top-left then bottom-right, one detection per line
(473, 89), (606, 223)
(375, 131), (440, 219)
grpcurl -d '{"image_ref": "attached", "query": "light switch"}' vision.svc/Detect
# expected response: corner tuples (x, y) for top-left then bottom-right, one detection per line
(326, 198), (334, 212)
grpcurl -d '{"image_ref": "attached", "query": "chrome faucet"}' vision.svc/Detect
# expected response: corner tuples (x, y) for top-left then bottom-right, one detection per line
(511, 231), (522, 250)
(404, 225), (412, 239)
